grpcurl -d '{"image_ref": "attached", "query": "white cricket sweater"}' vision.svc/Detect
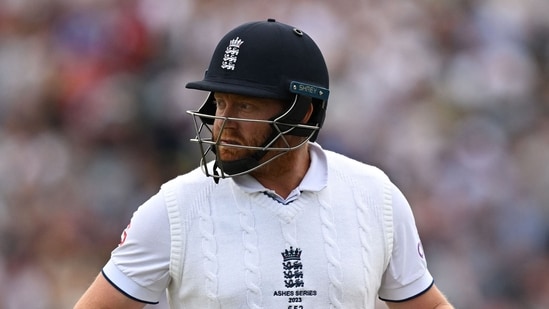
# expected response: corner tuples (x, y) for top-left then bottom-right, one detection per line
(103, 143), (433, 308)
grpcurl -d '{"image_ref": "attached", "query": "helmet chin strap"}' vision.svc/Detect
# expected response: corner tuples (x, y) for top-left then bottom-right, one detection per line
(212, 128), (275, 181)
(214, 148), (267, 177)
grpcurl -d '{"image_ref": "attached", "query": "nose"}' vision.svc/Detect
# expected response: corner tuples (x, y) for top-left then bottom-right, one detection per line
(217, 108), (233, 118)
(214, 103), (238, 130)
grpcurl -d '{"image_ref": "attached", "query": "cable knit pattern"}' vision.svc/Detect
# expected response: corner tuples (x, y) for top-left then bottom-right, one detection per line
(199, 185), (220, 309)
(232, 183), (263, 309)
(317, 188), (343, 309)
(160, 153), (399, 308)
(331, 164), (394, 308)
(353, 177), (374, 308)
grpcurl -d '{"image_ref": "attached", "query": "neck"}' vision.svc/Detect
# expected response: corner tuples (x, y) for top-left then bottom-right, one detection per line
(250, 143), (310, 199)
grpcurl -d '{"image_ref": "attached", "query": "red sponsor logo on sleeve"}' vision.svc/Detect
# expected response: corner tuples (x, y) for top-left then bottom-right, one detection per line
(119, 222), (131, 246)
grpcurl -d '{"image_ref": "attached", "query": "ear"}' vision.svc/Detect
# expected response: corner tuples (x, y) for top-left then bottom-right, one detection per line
(301, 102), (314, 124)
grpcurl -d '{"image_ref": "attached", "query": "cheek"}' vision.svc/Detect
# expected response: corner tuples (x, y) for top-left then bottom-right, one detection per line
(213, 119), (274, 144)
(252, 124), (275, 143)
(212, 118), (229, 137)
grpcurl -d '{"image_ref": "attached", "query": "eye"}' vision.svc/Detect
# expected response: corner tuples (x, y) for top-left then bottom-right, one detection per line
(238, 102), (252, 110)
(213, 100), (226, 110)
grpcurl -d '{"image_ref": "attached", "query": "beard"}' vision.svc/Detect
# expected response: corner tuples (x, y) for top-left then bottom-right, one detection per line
(213, 125), (272, 162)
(212, 121), (307, 177)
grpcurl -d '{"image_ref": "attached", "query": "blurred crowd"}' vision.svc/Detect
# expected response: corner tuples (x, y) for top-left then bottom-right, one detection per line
(0, 0), (548, 308)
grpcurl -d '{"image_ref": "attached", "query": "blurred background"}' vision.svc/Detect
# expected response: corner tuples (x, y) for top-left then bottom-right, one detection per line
(0, 0), (548, 308)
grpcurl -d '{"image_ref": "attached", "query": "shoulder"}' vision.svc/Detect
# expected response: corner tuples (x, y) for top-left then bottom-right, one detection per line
(162, 163), (219, 196)
(159, 162), (234, 218)
(324, 149), (389, 183)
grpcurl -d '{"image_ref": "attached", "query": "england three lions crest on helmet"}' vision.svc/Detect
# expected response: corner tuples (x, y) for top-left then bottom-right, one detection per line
(221, 37), (244, 70)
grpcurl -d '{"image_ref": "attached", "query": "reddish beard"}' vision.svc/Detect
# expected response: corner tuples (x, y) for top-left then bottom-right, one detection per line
(213, 129), (270, 162)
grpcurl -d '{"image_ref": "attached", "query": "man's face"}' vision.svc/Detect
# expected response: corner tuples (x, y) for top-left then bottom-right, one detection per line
(212, 93), (285, 162)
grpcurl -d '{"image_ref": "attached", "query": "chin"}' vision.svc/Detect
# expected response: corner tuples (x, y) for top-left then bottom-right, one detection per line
(217, 149), (247, 162)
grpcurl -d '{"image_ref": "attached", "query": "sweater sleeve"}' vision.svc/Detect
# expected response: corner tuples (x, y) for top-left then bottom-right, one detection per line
(377, 182), (434, 301)
(102, 191), (171, 304)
